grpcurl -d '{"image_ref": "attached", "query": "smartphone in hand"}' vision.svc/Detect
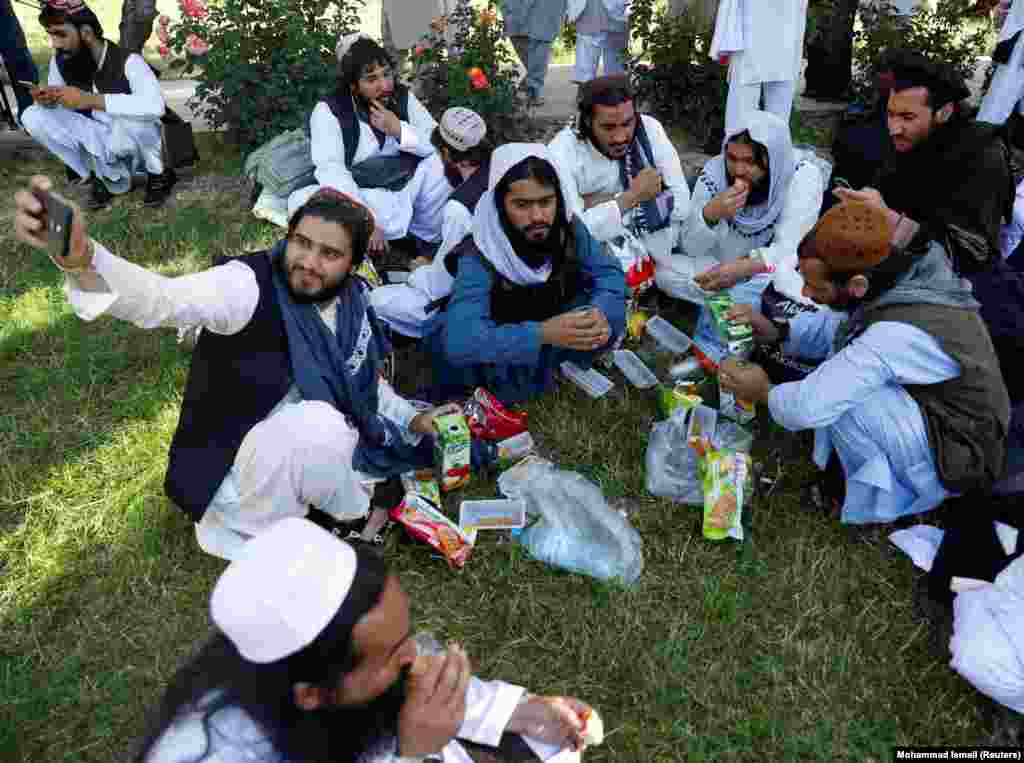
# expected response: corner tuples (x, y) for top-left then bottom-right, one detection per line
(32, 189), (74, 261)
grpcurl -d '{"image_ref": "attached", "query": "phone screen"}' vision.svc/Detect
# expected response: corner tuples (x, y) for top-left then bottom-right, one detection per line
(34, 190), (74, 261)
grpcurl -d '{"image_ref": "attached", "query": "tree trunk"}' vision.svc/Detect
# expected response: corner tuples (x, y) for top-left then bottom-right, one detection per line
(667, 0), (719, 32)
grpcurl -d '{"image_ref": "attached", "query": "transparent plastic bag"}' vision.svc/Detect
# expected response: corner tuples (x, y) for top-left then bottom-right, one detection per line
(645, 410), (703, 505)
(504, 459), (644, 585)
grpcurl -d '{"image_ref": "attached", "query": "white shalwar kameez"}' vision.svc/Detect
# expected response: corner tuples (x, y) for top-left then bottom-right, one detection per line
(979, 0), (1024, 125)
(714, 0), (809, 132)
(547, 115), (692, 281)
(61, 242), (424, 561)
(370, 160), (476, 339)
(21, 47), (165, 193)
(286, 93), (438, 239)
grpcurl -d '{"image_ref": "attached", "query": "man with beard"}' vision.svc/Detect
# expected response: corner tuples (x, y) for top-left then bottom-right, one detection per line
(287, 34), (439, 258)
(134, 518), (601, 762)
(662, 110), (827, 367)
(13, 179), (461, 561)
(719, 201), (1010, 524)
(22, 0), (174, 209)
(371, 107), (493, 340)
(426, 144), (627, 404)
(835, 50), (1024, 407)
(548, 75), (690, 299)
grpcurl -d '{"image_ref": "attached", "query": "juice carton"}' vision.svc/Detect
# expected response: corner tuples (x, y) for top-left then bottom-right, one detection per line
(433, 413), (472, 492)
(400, 469), (442, 508)
(657, 383), (702, 419)
(706, 294), (755, 357)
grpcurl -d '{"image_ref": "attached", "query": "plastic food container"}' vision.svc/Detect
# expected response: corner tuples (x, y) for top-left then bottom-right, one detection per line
(645, 315), (693, 354)
(612, 349), (659, 389)
(560, 361), (614, 399)
(459, 498), (527, 531)
(669, 357), (703, 381)
(386, 271), (410, 284)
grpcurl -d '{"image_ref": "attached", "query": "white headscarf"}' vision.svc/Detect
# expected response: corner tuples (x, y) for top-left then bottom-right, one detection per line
(998, 0), (1024, 44)
(700, 110), (796, 238)
(472, 143), (576, 286)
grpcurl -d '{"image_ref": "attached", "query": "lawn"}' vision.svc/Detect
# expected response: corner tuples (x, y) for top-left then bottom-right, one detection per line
(0, 127), (1002, 762)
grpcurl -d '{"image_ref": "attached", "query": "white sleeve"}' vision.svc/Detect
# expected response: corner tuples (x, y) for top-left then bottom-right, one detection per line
(645, 115), (692, 225)
(377, 378), (422, 444)
(64, 241), (259, 335)
(678, 170), (725, 258)
(548, 128), (624, 242)
(48, 58), (65, 87)
(455, 678), (527, 747)
(436, 201), (474, 261)
(311, 102), (365, 200)
(103, 55), (166, 120)
(756, 162), (824, 268)
(398, 92), (439, 157)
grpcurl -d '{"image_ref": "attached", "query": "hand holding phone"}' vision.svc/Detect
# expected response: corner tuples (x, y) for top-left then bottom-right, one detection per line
(13, 176), (91, 270)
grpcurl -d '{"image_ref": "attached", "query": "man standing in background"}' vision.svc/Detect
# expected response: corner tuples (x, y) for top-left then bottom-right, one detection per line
(568, 0), (630, 86)
(1, 0), (40, 122)
(118, 0), (157, 56)
(501, 0), (568, 106)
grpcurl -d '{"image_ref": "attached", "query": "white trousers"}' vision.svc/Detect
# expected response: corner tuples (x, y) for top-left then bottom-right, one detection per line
(978, 36), (1024, 125)
(196, 400), (375, 560)
(371, 256), (454, 338)
(725, 80), (797, 134)
(21, 104), (163, 192)
(572, 32), (628, 84)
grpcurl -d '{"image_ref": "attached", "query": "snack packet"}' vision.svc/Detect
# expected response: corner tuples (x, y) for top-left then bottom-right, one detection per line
(706, 293), (755, 357)
(354, 258), (383, 289)
(401, 469), (442, 508)
(433, 413), (472, 492)
(464, 387), (528, 441)
(690, 437), (751, 541)
(391, 494), (476, 568)
(657, 383), (702, 419)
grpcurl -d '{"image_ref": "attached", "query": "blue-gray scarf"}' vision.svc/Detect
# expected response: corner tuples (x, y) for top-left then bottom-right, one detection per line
(270, 240), (431, 476)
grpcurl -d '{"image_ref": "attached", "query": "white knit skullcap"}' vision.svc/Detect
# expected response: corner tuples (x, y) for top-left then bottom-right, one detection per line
(439, 107), (487, 153)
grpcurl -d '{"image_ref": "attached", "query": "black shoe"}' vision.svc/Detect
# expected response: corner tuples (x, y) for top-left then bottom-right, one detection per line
(144, 169), (177, 207)
(87, 176), (114, 210)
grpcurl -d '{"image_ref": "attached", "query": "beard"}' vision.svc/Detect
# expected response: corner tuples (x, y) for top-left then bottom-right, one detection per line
(56, 46), (98, 89)
(442, 161), (465, 190)
(502, 213), (565, 270)
(281, 255), (347, 305)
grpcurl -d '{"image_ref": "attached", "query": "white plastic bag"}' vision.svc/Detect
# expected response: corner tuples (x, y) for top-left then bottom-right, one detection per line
(504, 459), (644, 585)
(950, 556), (1024, 713)
(645, 410), (703, 505)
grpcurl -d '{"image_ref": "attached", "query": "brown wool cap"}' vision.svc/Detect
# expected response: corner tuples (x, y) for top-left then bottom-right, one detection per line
(797, 201), (893, 274)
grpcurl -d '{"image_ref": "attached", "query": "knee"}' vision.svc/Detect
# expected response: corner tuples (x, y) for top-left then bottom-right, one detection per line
(245, 401), (357, 465)
(20, 104), (47, 138)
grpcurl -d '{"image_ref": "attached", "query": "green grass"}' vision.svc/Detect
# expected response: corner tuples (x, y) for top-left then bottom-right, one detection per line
(0, 133), (1003, 762)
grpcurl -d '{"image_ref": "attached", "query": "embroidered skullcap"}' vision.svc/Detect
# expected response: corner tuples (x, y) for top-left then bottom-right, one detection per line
(210, 518), (361, 664)
(797, 201), (894, 274)
(439, 107), (487, 152)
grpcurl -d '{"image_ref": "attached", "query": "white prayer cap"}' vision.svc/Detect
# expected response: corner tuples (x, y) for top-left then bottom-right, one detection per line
(210, 518), (358, 664)
(439, 108), (487, 153)
(337, 32), (373, 62)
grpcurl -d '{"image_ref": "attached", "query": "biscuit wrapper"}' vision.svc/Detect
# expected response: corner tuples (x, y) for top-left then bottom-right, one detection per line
(690, 436), (751, 542)
(401, 469), (442, 508)
(391, 494), (476, 568)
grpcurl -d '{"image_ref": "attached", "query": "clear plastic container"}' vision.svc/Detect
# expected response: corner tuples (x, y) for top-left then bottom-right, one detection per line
(386, 271), (410, 284)
(645, 315), (693, 354)
(561, 361), (614, 399)
(459, 499), (527, 531)
(612, 350), (659, 389)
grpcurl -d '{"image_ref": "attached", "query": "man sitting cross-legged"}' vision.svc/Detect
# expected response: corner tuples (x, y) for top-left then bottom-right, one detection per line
(287, 34), (439, 259)
(718, 201), (1011, 524)
(133, 518), (603, 763)
(425, 143), (627, 405)
(660, 110), (827, 367)
(13, 179), (460, 561)
(371, 107), (493, 340)
(547, 74), (691, 299)
(22, 0), (174, 210)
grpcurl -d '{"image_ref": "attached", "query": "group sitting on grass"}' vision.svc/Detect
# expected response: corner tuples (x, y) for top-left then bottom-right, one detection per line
(11, 19), (1024, 760)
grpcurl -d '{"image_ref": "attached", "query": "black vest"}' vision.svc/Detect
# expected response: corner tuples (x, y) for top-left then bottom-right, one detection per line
(449, 232), (588, 326)
(323, 85), (411, 168)
(164, 253), (293, 521)
(442, 162), (490, 277)
(55, 41), (132, 95)
(864, 303), (1011, 492)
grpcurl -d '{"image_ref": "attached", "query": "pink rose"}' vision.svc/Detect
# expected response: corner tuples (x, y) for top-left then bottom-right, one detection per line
(414, 44), (428, 56)
(185, 33), (210, 56)
(158, 44), (170, 58)
(158, 14), (171, 26)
